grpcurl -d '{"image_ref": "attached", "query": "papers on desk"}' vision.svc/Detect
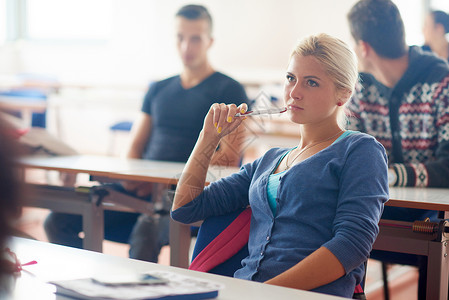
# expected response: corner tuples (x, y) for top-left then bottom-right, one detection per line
(49, 271), (223, 300)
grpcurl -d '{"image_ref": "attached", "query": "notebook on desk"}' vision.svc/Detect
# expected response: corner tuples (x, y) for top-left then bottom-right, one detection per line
(49, 271), (222, 300)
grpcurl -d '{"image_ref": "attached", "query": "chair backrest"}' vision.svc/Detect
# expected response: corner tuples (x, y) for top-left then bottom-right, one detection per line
(0, 89), (47, 128)
(109, 121), (133, 132)
(108, 121), (133, 156)
(189, 207), (367, 299)
(189, 207), (250, 277)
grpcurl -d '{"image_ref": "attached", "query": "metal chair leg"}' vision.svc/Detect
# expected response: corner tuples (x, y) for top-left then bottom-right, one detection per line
(381, 262), (390, 300)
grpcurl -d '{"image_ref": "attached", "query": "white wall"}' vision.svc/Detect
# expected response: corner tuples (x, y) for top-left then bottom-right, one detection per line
(2, 0), (363, 155)
(0, 0), (433, 155)
(1, 0), (359, 86)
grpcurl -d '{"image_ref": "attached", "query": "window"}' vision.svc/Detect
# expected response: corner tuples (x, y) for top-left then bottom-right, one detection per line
(430, 0), (449, 11)
(394, 0), (427, 46)
(25, 0), (112, 42)
(0, 0), (6, 44)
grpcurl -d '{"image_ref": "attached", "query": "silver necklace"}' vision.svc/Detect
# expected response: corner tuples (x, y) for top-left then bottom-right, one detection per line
(285, 130), (344, 170)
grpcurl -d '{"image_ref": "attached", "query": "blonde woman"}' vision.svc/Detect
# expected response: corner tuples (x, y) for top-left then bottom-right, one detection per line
(171, 33), (388, 298)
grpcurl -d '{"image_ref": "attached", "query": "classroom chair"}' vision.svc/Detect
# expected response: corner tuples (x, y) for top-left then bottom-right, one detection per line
(109, 120), (133, 132)
(108, 121), (133, 155)
(189, 207), (367, 300)
(377, 254), (427, 300)
(0, 89), (47, 128)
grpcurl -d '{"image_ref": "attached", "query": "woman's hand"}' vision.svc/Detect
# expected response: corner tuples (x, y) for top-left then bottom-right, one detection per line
(202, 103), (248, 141)
(172, 102), (247, 211)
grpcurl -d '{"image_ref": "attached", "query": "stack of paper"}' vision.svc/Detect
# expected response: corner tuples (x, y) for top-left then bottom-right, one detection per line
(49, 271), (223, 300)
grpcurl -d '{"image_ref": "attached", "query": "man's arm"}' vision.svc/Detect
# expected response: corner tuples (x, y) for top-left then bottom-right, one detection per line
(125, 112), (152, 159)
(389, 74), (449, 188)
(389, 130), (449, 188)
(122, 112), (153, 197)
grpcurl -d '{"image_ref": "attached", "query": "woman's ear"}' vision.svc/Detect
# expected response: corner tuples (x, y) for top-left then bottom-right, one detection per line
(337, 89), (352, 106)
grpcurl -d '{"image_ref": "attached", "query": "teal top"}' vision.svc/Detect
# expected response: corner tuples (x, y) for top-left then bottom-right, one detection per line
(267, 130), (357, 215)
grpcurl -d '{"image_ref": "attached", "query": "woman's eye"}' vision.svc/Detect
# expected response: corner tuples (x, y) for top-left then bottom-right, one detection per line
(307, 79), (318, 87)
(286, 75), (295, 82)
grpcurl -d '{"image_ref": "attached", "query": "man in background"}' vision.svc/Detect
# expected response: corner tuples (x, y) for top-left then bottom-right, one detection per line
(346, 0), (449, 298)
(422, 10), (449, 61)
(44, 4), (248, 263)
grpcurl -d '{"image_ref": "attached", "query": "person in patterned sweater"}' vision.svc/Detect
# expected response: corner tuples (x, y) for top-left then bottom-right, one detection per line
(347, 0), (449, 192)
(347, 1), (449, 298)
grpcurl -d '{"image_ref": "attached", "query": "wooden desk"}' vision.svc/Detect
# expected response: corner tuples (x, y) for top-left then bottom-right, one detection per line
(388, 187), (449, 213)
(18, 155), (239, 268)
(20, 156), (449, 298)
(375, 187), (449, 300)
(176, 187), (449, 299)
(8, 237), (346, 300)
(19, 155), (237, 184)
(0, 95), (47, 126)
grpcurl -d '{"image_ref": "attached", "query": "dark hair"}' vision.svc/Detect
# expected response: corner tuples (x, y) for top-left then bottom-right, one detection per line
(432, 10), (449, 34)
(175, 4), (213, 34)
(347, 0), (407, 59)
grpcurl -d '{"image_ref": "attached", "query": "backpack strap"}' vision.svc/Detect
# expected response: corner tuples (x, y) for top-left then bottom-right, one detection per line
(189, 207), (251, 272)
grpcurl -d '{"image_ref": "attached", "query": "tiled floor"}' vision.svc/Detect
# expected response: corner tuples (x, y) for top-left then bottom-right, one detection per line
(365, 260), (418, 300)
(15, 207), (419, 299)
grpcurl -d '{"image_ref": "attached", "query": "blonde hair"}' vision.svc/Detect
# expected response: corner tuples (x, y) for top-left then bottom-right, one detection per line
(291, 33), (359, 128)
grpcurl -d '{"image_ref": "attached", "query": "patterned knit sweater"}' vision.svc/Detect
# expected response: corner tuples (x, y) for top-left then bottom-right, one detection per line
(347, 46), (449, 187)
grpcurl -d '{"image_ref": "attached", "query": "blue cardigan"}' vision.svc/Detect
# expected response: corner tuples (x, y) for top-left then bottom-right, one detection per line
(172, 132), (389, 298)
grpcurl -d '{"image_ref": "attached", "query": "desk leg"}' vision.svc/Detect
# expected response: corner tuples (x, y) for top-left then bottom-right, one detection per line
(82, 200), (104, 252)
(169, 218), (191, 268)
(23, 184), (104, 252)
(427, 241), (449, 300)
(22, 108), (33, 127)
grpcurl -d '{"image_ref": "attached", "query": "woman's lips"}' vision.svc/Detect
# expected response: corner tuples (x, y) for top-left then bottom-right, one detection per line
(287, 104), (304, 111)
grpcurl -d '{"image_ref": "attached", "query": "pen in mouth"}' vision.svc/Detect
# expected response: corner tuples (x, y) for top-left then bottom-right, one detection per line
(235, 107), (287, 117)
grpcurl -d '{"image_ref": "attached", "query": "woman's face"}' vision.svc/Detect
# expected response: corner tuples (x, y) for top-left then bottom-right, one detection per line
(283, 54), (341, 126)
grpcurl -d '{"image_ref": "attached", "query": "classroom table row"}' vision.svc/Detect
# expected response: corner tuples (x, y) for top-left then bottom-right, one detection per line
(18, 154), (449, 299)
(7, 237), (348, 300)
(0, 95), (47, 127)
(19, 155), (239, 268)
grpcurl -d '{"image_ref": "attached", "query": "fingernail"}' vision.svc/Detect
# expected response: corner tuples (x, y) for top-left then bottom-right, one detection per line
(214, 122), (218, 128)
(227, 117), (232, 123)
(217, 127), (222, 133)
